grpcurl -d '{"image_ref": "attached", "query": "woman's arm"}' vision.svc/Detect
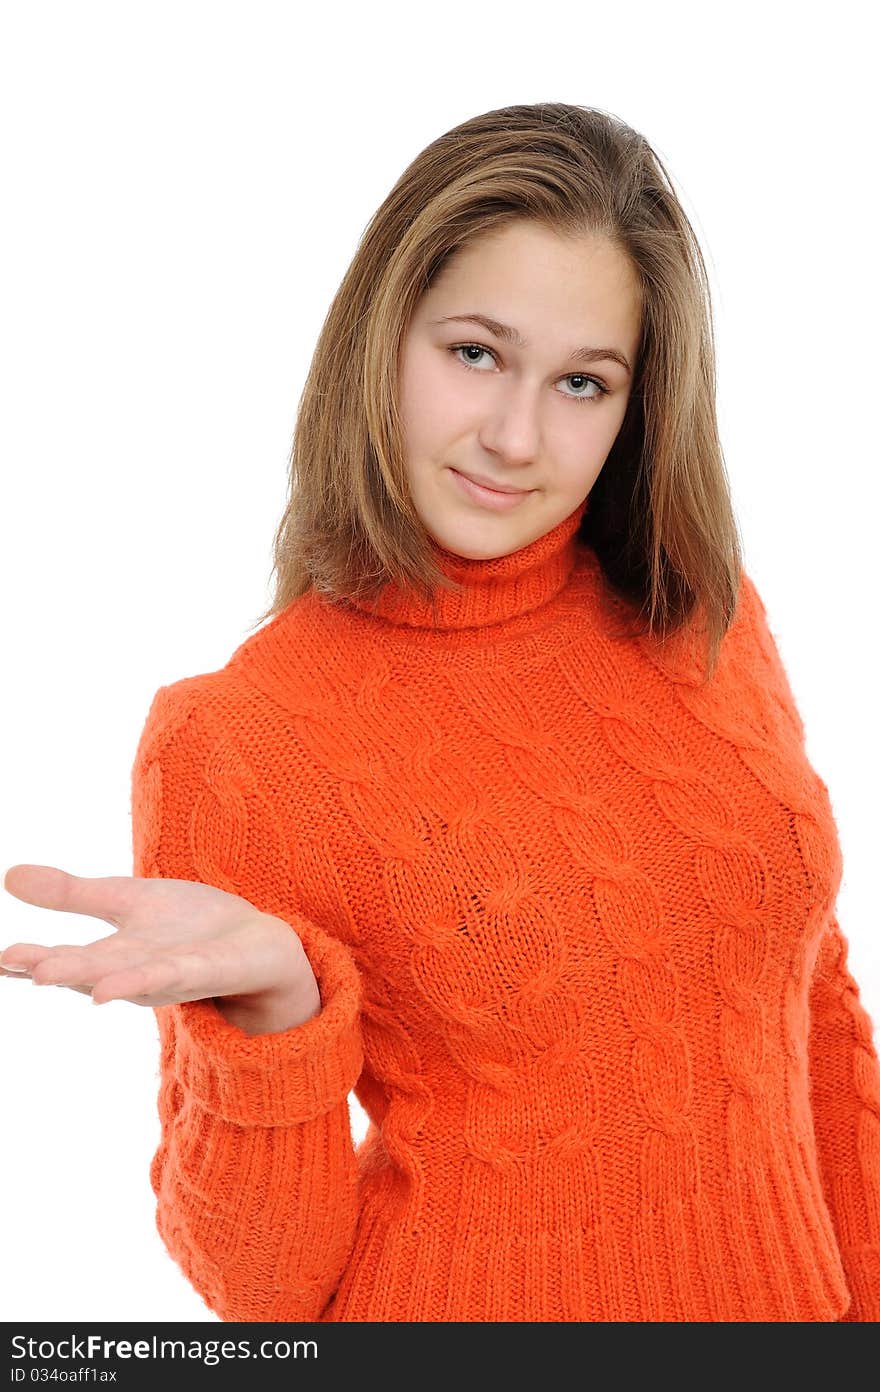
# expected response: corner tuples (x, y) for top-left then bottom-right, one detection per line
(132, 679), (364, 1321)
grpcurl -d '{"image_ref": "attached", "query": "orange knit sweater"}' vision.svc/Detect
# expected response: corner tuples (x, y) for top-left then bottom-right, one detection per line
(130, 495), (880, 1322)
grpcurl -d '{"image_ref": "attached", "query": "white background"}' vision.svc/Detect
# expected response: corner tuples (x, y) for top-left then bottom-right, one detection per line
(1, 0), (877, 1323)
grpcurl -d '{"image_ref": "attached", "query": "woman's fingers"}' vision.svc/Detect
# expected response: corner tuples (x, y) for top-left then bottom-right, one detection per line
(1, 868), (295, 1010)
(3, 865), (260, 953)
(31, 949), (110, 987)
(90, 957), (185, 1006)
(1, 953), (176, 1003)
(1, 941), (114, 978)
(0, 963), (92, 994)
(5, 953), (181, 1005)
(1, 934), (226, 1005)
(0, 943), (60, 973)
(3, 864), (133, 928)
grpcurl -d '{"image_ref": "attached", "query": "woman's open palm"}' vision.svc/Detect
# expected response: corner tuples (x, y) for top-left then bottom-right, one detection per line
(0, 863), (313, 1012)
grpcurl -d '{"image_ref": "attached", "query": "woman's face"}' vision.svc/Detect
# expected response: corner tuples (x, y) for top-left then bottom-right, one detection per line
(398, 220), (643, 560)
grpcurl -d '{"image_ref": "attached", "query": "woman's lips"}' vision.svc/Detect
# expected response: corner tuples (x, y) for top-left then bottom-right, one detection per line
(448, 468), (532, 511)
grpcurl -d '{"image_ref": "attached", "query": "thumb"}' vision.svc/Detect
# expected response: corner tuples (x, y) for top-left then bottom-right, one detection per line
(3, 864), (74, 906)
(3, 864), (126, 926)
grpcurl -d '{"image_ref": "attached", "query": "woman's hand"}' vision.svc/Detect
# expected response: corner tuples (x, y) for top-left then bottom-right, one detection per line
(0, 863), (321, 1033)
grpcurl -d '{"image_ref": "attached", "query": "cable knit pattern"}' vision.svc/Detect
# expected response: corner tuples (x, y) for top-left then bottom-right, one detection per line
(130, 495), (880, 1321)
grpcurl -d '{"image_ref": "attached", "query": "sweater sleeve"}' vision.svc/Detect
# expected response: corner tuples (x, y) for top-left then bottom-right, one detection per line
(808, 913), (880, 1322)
(130, 680), (365, 1322)
(738, 572), (880, 1320)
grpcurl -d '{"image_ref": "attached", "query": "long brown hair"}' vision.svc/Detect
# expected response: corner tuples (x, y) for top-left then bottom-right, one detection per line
(251, 101), (744, 682)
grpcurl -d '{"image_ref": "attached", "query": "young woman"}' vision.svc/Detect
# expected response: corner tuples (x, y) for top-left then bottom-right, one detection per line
(3, 102), (879, 1323)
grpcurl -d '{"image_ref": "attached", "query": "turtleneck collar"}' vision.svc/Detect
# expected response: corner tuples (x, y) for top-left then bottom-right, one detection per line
(346, 493), (591, 631)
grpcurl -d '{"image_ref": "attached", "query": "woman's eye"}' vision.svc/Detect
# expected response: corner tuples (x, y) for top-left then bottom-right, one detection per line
(453, 343), (494, 369)
(449, 343), (608, 405)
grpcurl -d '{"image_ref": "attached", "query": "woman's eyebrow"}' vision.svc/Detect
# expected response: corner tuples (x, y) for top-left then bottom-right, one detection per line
(430, 311), (632, 375)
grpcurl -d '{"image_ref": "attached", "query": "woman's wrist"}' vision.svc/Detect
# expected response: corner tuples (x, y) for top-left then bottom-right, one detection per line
(213, 956), (322, 1037)
(214, 984), (321, 1036)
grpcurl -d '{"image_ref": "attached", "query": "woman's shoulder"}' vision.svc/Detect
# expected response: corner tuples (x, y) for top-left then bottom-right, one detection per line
(135, 595), (322, 764)
(139, 581), (366, 768)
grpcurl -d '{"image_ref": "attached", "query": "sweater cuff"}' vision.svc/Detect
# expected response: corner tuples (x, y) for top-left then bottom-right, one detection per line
(163, 914), (363, 1128)
(838, 1245), (880, 1322)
